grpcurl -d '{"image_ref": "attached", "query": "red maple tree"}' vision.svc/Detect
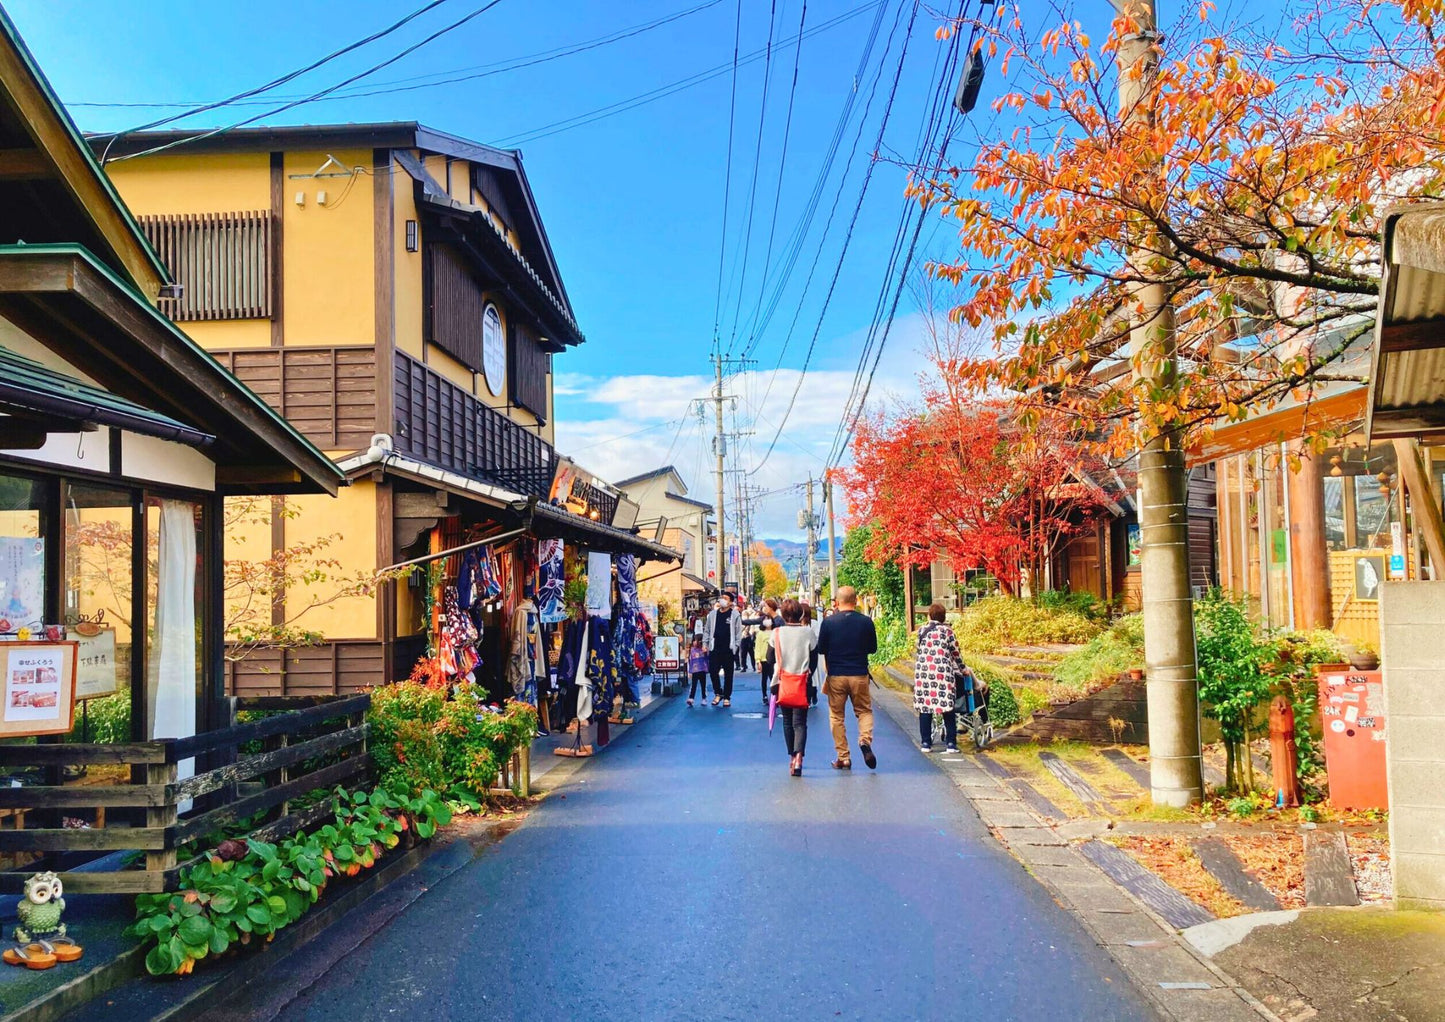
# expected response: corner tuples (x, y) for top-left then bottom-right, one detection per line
(841, 387), (1110, 596)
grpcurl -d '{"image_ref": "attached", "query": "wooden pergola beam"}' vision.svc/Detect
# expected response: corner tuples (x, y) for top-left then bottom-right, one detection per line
(1393, 438), (1445, 578)
(0, 147), (46, 180)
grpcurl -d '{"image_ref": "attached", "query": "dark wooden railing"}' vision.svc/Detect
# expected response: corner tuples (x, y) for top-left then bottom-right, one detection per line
(0, 694), (370, 894)
(393, 351), (555, 497)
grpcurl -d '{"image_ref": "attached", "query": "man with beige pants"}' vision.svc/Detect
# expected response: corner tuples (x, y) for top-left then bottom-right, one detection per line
(814, 586), (879, 770)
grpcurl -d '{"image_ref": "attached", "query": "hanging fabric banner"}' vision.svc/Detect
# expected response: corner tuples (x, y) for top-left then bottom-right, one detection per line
(585, 551), (613, 615)
(537, 539), (566, 624)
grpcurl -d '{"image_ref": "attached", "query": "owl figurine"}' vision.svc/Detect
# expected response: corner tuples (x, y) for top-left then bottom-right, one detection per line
(14, 872), (65, 943)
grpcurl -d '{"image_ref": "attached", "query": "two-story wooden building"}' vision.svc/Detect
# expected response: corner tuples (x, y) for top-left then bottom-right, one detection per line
(98, 124), (673, 696)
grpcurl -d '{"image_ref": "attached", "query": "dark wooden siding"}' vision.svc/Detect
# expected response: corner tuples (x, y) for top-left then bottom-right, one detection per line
(509, 320), (549, 422)
(1188, 515), (1218, 593)
(139, 211), (273, 321)
(392, 351), (555, 497)
(424, 241), (484, 371)
(208, 346), (377, 451)
(224, 640), (386, 697)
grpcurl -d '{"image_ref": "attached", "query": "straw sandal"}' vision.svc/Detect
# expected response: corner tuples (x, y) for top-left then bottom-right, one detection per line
(4, 942), (57, 969)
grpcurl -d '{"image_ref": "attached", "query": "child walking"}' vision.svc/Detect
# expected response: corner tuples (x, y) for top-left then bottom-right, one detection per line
(687, 637), (709, 707)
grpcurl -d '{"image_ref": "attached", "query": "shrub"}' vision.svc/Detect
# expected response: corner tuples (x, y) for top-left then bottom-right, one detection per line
(1196, 589), (1274, 794)
(1053, 614), (1145, 691)
(1037, 587), (1109, 623)
(68, 689), (131, 744)
(952, 595), (1102, 650)
(983, 671), (1021, 728)
(868, 615), (910, 669)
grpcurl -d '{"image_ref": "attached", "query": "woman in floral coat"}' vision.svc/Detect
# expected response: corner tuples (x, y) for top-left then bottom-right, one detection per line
(913, 603), (964, 753)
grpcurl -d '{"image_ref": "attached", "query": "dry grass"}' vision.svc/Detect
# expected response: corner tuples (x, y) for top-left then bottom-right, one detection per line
(1111, 835), (1247, 918)
(1228, 832), (1306, 908)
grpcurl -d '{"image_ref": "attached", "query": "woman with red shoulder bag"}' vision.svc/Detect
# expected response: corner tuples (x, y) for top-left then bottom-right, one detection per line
(771, 598), (817, 776)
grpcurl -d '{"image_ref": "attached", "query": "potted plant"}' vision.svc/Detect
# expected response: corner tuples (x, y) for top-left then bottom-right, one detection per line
(1347, 642), (1380, 671)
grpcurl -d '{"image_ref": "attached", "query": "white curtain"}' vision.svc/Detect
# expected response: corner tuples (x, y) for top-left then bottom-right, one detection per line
(147, 500), (197, 790)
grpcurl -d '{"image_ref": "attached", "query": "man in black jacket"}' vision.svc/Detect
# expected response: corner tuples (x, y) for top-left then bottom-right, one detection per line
(814, 586), (878, 769)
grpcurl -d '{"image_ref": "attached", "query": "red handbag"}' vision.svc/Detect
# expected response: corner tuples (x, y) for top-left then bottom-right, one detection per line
(773, 629), (810, 708)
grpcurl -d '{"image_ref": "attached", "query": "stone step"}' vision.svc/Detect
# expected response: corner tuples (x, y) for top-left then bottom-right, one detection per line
(1192, 837), (1282, 912)
(1079, 840), (1216, 930)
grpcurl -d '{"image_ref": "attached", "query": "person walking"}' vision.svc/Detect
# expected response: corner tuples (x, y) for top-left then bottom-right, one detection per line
(801, 602), (821, 707)
(754, 617), (774, 705)
(686, 636), (709, 707)
(739, 609), (756, 673)
(913, 603), (963, 753)
(769, 599), (816, 776)
(814, 585), (878, 770)
(703, 592), (742, 707)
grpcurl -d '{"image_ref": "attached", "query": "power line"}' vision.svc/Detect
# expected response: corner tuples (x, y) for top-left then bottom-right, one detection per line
(712, 0), (745, 352)
(748, 0), (918, 477)
(720, 0), (780, 358)
(740, 0), (808, 360)
(106, 0), (508, 164)
(77, 1), (725, 112)
(825, 0), (975, 469)
(94, 0), (452, 148)
(491, 2), (881, 148)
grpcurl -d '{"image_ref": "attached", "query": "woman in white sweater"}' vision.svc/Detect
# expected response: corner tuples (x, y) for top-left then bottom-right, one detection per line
(768, 598), (817, 776)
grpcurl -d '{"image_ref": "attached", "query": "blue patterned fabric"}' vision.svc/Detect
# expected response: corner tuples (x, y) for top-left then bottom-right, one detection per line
(537, 539), (566, 624)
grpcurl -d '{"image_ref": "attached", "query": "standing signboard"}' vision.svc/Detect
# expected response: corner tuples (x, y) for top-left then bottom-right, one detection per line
(0, 641), (78, 737)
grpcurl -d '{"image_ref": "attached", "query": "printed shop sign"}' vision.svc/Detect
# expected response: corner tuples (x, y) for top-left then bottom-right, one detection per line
(654, 635), (680, 671)
(68, 626), (118, 700)
(0, 641), (77, 737)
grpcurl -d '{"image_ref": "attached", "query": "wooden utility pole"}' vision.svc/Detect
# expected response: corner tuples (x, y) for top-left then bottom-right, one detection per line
(804, 477), (818, 600)
(1119, 0), (1204, 807)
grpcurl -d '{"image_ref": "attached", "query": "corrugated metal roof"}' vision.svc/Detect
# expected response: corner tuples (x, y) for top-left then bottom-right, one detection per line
(1366, 205), (1445, 440)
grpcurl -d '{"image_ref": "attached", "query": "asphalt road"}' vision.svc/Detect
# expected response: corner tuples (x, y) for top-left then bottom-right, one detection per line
(235, 676), (1155, 1021)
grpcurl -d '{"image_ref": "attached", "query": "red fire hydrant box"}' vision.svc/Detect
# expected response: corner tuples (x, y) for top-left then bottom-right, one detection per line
(1316, 669), (1389, 810)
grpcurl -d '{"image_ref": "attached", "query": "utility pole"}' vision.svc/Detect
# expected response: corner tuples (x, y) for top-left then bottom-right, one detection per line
(804, 478), (818, 601)
(1118, 0), (1203, 807)
(712, 353), (728, 592)
(825, 476), (839, 602)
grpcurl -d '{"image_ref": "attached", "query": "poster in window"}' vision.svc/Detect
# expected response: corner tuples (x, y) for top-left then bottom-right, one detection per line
(481, 302), (506, 397)
(1353, 554), (1385, 600)
(0, 536), (45, 630)
(1125, 523), (1141, 568)
(0, 642), (76, 736)
(68, 626), (118, 700)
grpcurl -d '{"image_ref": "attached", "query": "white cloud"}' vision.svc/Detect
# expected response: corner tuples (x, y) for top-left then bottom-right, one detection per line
(554, 318), (935, 538)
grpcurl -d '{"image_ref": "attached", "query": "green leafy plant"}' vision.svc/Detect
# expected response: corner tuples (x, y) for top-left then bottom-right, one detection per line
(128, 784), (451, 977)
(1036, 587), (1109, 623)
(952, 595), (1102, 650)
(1195, 590), (1274, 795)
(68, 688), (131, 744)
(1053, 614), (1145, 691)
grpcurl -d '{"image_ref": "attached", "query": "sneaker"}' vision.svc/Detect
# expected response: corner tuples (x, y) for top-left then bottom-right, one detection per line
(860, 743), (877, 770)
(535, 728), (549, 738)
(687, 699), (694, 707)
(944, 744), (960, 754)
(920, 744), (933, 754)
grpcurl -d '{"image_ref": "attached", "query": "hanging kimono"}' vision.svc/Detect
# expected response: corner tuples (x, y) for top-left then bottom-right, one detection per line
(558, 615), (615, 721)
(438, 586), (479, 678)
(610, 554), (643, 707)
(537, 539), (566, 624)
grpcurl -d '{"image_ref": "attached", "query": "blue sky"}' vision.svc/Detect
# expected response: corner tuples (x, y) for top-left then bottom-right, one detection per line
(10, 0), (974, 536)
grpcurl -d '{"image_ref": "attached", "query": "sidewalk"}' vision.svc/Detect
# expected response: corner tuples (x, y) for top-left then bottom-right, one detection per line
(872, 677), (1445, 1022)
(528, 683), (665, 787)
(1193, 908), (1445, 1022)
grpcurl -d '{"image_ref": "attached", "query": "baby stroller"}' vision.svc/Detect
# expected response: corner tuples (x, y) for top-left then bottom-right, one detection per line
(933, 665), (994, 750)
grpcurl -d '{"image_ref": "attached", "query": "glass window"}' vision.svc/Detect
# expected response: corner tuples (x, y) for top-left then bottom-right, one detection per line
(64, 484), (137, 745)
(0, 472), (47, 633)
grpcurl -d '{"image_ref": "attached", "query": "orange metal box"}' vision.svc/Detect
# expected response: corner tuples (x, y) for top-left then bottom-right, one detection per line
(1316, 670), (1389, 810)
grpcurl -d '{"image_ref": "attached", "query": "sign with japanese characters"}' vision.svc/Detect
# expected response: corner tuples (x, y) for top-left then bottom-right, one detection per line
(654, 635), (680, 672)
(68, 627), (118, 700)
(0, 642), (77, 737)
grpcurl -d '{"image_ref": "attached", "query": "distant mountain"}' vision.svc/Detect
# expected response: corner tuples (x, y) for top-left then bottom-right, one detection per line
(758, 536), (838, 565)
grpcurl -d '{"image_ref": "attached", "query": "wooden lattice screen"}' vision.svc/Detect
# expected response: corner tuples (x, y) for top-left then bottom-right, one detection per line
(139, 211), (273, 321)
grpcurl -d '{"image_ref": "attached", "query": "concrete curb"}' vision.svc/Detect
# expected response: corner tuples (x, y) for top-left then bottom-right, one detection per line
(870, 681), (1284, 1022)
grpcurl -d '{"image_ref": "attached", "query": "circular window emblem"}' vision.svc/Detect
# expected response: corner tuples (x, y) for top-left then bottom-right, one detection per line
(481, 303), (506, 396)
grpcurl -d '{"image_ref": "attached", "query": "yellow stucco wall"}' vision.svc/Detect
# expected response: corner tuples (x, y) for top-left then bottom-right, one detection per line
(107, 152), (274, 349)
(393, 158), (425, 364)
(283, 149), (375, 346)
(222, 496), (276, 643)
(283, 481), (378, 641)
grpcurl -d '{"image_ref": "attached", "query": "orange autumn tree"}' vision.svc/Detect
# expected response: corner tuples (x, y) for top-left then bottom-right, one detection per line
(842, 394), (1108, 597)
(925, 0), (1445, 444)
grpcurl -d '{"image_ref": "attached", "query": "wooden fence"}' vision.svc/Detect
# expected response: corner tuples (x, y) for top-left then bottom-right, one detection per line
(0, 694), (370, 894)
